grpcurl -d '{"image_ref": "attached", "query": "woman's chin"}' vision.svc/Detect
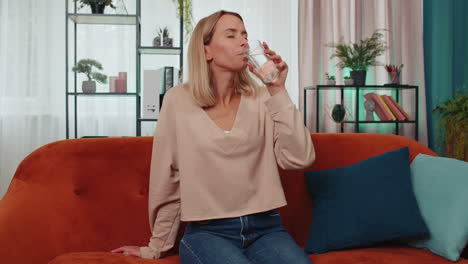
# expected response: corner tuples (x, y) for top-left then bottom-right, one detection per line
(234, 62), (248, 72)
(220, 60), (248, 73)
(239, 61), (247, 72)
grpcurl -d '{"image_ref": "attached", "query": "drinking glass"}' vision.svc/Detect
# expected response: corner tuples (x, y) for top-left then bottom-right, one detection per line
(246, 40), (279, 83)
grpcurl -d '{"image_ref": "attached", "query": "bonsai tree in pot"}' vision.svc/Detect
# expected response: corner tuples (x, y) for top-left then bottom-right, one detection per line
(432, 92), (468, 161)
(73, 0), (116, 14)
(72, 59), (108, 93)
(327, 30), (388, 86)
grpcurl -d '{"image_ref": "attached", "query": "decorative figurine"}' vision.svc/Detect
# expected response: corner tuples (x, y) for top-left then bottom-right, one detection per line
(364, 99), (375, 121)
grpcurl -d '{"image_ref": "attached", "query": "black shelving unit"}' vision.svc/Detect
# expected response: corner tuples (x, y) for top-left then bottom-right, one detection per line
(303, 84), (419, 140)
(65, 0), (184, 139)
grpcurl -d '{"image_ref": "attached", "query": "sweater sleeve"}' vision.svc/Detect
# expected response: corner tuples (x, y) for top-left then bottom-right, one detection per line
(264, 89), (315, 170)
(140, 90), (181, 259)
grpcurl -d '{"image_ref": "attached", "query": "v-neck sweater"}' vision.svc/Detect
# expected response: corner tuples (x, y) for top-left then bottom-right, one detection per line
(140, 84), (315, 259)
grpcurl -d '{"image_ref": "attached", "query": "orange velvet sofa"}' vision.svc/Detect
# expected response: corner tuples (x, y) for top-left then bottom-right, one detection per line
(1, 133), (467, 264)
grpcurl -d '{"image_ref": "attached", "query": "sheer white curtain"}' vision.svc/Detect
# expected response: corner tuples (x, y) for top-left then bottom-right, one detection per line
(0, 0), (66, 197)
(299, 0), (428, 145)
(0, 0), (299, 197)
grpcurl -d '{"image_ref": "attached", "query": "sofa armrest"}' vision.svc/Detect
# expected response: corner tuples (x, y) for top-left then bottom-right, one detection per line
(0, 137), (156, 264)
(0, 180), (64, 264)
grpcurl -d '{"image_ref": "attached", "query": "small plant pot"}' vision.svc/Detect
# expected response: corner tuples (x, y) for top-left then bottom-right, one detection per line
(163, 37), (173, 47)
(89, 3), (106, 14)
(326, 79), (336, 85)
(344, 78), (354, 86)
(82, 80), (96, 93)
(350, 70), (366, 86)
(153, 36), (162, 47)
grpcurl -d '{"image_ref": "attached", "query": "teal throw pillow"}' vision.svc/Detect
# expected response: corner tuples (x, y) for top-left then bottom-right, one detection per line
(304, 147), (429, 254)
(408, 154), (468, 261)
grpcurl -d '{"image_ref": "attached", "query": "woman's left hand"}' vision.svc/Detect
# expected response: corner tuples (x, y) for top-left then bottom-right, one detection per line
(111, 245), (141, 257)
(247, 41), (288, 96)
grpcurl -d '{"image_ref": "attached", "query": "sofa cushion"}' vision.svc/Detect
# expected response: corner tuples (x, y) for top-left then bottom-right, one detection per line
(304, 147), (429, 254)
(49, 252), (181, 264)
(407, 154), (468, 261)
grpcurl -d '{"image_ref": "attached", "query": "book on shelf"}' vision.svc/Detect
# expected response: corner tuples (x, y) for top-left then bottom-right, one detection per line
(376, 94), (397, 120)
(382, 95), (406, 121)
(363, 93), (393, 121)
(364, 93), (412, 121)
(385, 95), (411, 120)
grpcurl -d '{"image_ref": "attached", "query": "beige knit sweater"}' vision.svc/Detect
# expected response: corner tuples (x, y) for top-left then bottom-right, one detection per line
(140, 84), (315, 259)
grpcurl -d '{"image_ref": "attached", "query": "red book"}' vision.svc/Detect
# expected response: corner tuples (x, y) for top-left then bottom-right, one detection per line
(382, 95), (406, 121)
(387, 96), (411, 120)
(364, 93), (393, 121)
(376, 95), (397, 120)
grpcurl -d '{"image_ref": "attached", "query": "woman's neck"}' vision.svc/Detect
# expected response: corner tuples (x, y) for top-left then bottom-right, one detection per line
(211, 70), (238, 107)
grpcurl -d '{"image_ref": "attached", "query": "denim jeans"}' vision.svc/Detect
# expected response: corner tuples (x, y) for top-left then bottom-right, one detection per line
(179, 209), (312, 264)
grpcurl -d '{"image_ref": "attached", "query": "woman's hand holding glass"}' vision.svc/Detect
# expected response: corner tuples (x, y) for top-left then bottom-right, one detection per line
(246, 41), (288, 96)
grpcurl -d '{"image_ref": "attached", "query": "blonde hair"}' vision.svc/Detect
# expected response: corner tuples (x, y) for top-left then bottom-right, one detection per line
(186, 10), (261, 107)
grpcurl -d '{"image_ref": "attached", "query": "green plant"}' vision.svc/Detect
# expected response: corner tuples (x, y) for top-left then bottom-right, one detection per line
(327, 30), (389, 71)
(155, 27), (162, 38)
(171, 0), (194, 42)
(72, 59), (108, 84)
(325, 72), (335, 81)
(73, 0), (116, 9)
(162, 26), (170, 39)
(432, 91), (468, 160)
(344, 76), (352, 79)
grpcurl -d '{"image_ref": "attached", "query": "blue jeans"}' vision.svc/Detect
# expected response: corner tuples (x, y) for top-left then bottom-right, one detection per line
(179, 209), (312, 264)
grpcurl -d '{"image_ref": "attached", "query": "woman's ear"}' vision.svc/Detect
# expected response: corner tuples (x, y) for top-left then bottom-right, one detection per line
(204, 45), (213, 61)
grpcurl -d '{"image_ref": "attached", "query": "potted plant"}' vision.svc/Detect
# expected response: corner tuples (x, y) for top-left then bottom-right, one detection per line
(325, 72), (336, 85)
(344, 76), (354, 86)
(72, 59), (108, 93)
(171, 0), (194, 42)
(327, 30), (388, 86)
(432, 92), (468, 161)
(162, 27), (173, 47)
(153, 27), (163, 47)
(73, 0), (116, 14)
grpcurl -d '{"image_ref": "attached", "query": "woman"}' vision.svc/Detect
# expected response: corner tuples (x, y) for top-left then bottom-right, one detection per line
(112, 10), (315, 263)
